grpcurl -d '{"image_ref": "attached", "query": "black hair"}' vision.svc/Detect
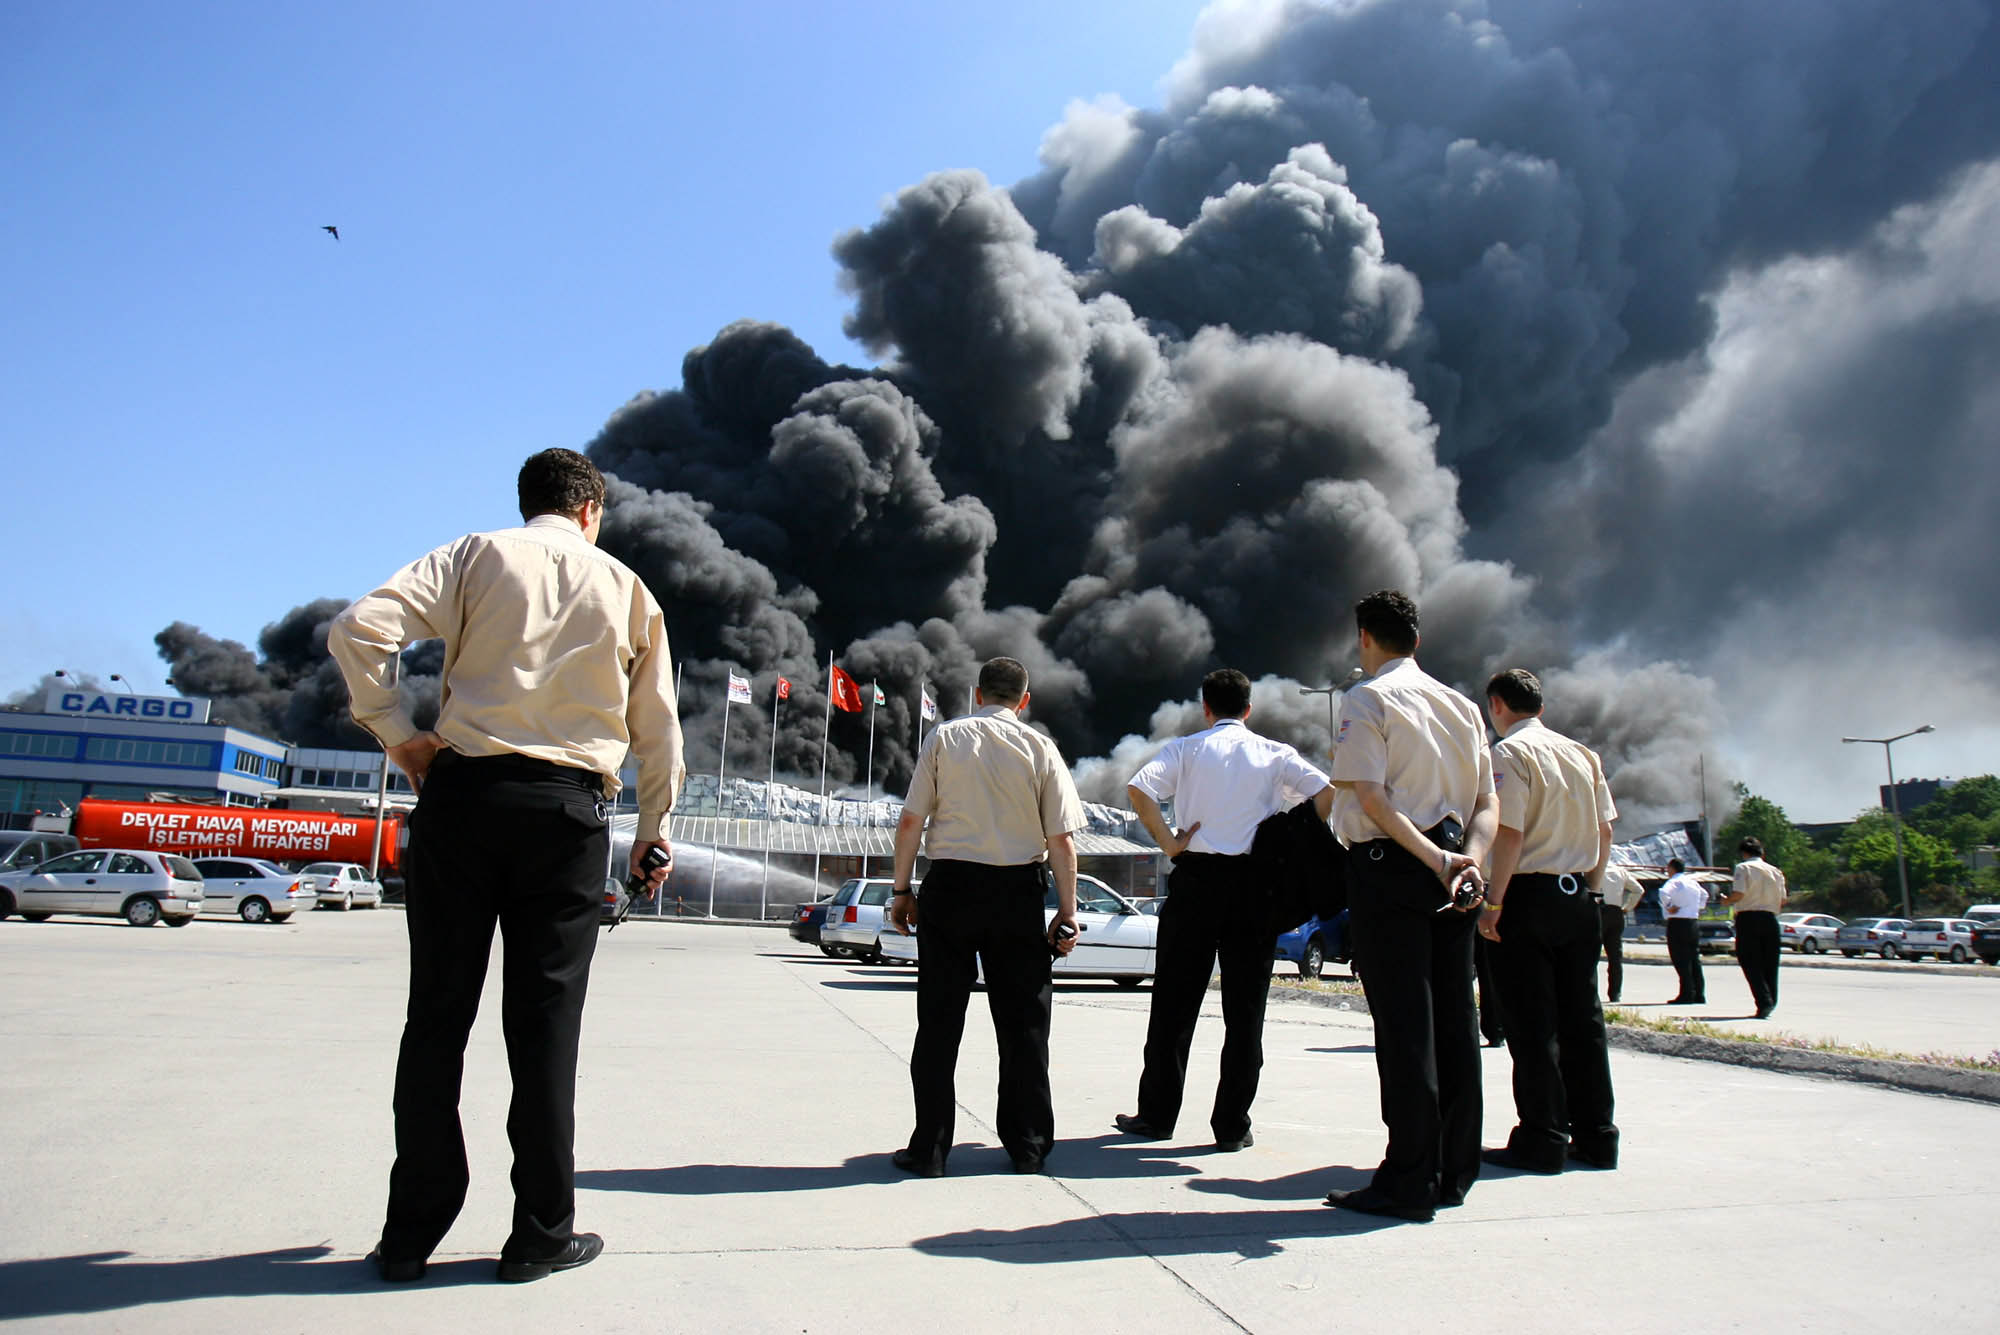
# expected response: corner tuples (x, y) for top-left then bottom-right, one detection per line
(978, 656), (1029, 705)
(519, 448), (607, 521)
(1485, 668), (1544, 715)
(1201, 668), (1252, 719)
(1355, 589), (1419, 656)
(1667, 857), (1685, 873)
(1738, 836), (1764, 858)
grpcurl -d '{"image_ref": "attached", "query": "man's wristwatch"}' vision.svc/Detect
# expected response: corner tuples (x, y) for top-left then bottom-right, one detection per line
(891, 889), (911, 897)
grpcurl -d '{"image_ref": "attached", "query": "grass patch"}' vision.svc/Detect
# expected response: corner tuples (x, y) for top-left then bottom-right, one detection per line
(1273, 975), (1367, 998)
(1604, 1007), (2000, 1073)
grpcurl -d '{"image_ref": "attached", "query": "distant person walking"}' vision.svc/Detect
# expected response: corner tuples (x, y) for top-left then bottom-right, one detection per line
(1475, 669), (1619, 1174)
(329, 448), (685, 1284)
(887, 657), (1084, 1177)
(1324, 590), (1498, 1223)
(1659, 858), (1709, 1004)
(1723, 836), (1787, 1018)
(1114, 668), (1332, 1152)
(1597, 861), (1645, 1003)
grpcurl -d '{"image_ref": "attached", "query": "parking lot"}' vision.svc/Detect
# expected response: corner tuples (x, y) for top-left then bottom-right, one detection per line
(2, 912), (1997, 1333)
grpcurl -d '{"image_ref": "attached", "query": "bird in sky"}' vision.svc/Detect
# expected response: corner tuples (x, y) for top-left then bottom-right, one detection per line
(322, 225), (340, 241)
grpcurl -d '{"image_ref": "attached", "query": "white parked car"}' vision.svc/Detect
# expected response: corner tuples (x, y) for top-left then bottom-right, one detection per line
(302, 862), (383, 911)
(877, 874), (1158, 987)
(1778, 912), (1843, 954)
(1901, 918), (1980, 963)
(191, 857), (318, 923)
(820, 876), (901, 962)
(0, 847), (204, 927)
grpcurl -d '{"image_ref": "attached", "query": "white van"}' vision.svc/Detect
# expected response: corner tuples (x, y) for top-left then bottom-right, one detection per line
(1962, 904), (2000, 925)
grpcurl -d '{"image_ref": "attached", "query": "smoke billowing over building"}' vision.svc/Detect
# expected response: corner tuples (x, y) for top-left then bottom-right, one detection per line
(135, 0), (2000, 830)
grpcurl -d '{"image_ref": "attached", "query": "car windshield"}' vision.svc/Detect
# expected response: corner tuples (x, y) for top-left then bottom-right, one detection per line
(253, 860), (291, 876)
(1850, 919), (1883, 929)
(163, 855), (201, 880)
(1912, 920), (1944, 931)
(303, 863), (340, 875)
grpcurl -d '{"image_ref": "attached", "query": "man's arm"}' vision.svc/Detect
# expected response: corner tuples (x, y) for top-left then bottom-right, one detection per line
(1127, 786), (1200, 858)
(624, 596), (685, 887)
(1311, 783), (1334, 822)
(327, 546), (455, 789)
(1720, 863), (1746, 907)
(888, 808), (925, 934)
(1353, 781), (1476, 889)
(1586, 820), (1614, 892)
(1478, 823), (1524, 941)
(1045, 830), (1079, 955)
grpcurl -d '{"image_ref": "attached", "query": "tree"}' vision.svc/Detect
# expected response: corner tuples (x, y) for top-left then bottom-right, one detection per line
(1826, 871), (1888, 920)
(1836, 810), (1964, 898)
(1714, 783), (1808, 870)
(1784, 846), (1840, 909)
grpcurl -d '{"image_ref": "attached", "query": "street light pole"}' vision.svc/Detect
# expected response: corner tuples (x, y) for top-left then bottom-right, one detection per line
(1840, 724), (1936, 919)
(1298, 669), (1365, 761)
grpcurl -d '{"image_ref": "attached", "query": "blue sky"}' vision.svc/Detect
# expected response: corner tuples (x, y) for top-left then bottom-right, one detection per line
(1, 0), (1208, 694)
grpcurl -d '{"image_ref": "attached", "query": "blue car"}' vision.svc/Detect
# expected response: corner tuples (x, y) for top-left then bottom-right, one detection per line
(1276, 910), (1350, 979)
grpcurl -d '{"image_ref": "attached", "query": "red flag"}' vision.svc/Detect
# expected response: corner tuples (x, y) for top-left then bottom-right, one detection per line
(776, 677), (791, 701)
(829, 664), (863, 713)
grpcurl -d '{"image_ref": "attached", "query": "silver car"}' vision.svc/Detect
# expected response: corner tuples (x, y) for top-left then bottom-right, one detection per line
(877, 875), (1158, 987)
(191, 857), (318, 923)
(301, 862), (384, 911)
(0, 847), (204, 927)
(1836, 917), (1912, 958)
(820, 876), (901, 962)
(1778, 912), (1842, 954)
(1901, 918), (1980, 963)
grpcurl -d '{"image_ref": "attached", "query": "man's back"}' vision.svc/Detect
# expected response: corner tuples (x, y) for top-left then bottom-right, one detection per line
(1134, 720), (1327, 855)
(1491, 717), (1613, 875)
(1332, 657), (1490, 842)
(906, 706), (1076, 867)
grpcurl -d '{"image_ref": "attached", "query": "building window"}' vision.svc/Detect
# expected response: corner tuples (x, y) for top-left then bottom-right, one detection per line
(83, 738), (216, 768)
(0, 778), (86, 815)
(0, 730), (79, 760)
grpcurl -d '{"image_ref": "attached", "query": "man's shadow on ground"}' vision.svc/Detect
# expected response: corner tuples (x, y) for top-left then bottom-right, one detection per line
(0, 1247), (489, 1321)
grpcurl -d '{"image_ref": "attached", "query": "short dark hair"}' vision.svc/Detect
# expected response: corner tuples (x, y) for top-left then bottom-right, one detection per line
(1355, 589), (1419, 655)
(1667, 857), (1685, 874)
(1201, 668), (1252, 719)
(977, 656), (1029, 705)
(519, 448), (606, 521)
(1485, 668), (1543, 715)
(1738, 836), (1764, 858)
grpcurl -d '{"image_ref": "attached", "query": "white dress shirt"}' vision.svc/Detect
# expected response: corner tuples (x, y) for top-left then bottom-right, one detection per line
(1660, 872), (1709, 919)
(1128, 718), (1330, 856)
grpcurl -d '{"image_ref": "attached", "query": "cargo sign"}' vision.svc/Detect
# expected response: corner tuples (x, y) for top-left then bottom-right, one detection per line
(43, 687), (212, 724)
(73, 799), (401, 870)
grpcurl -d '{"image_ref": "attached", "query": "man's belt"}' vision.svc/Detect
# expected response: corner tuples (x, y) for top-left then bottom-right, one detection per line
(431, 748), (601, 788)
(1354, 818), (1462, 861)
(1511, 870), (1595, 897)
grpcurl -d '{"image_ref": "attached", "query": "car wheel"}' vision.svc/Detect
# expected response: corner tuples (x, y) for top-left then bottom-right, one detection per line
(1950, 945), (1969, 964)
(238, 897), (270, 924)
(0, 890), (13, 920)
(125, 897), (162, 928)
(339, 892), (353, 912)
(1300, 937), (1326, 979)
(21, 912), (53, 922)
(1801, 937), (1821, 954)
(163, 915), (193, 927)
(1114, 975), (1144, 989)
(819, 942), (842, 958)
(1881, 943), (1900, 959)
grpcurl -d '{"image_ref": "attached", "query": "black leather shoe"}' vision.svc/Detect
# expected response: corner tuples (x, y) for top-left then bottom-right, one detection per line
(1113, 1113), (1168, 1140)
(1010, 1154), (1046, 1174)
(892, 1148), (945, 1178)
(1482, 1147), (1563, 1175)
(1324, 1187), (1434, 1223)
(367, 1247), (426, 1283)
(1213, 1130), (1254, 1152)
(1754, 1007), (1773, 1019)
(1567, 1143), (1618, 1170)
(496, 1233), (604, 1284)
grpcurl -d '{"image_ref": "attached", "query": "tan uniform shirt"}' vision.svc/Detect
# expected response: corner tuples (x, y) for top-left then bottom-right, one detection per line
(1330, 657), (1494, 845)
(328, 514), (686, 841)
(1731, 857), (1788, 915)
(1600, 862), (1646, 913)
(1491, 717), (1617, 875)
(902, 705), (1086, 866)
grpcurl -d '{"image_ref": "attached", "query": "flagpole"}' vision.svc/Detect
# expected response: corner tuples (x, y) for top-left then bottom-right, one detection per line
(815, 650), (832, 894)
(862, 679), (879, 876)
(665, 661), (684, 920)
(709, 685), (731, 918)
(763, 681), (780, 920)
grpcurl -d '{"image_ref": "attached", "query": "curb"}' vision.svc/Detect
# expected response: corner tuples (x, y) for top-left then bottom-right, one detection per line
(1268, 981), (2000, 1106)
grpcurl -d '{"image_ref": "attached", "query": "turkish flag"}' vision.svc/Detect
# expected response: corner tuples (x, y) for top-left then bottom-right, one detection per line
(776, 677), (791, 701)
(830, 664), (863, 713)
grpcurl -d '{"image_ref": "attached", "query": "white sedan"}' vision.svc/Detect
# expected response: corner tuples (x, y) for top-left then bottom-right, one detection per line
(302, 862), (384, 911)
(878, 874), (1157, 987)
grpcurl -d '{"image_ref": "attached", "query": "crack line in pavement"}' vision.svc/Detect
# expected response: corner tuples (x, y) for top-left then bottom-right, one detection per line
(778, 954), (1254, 1333)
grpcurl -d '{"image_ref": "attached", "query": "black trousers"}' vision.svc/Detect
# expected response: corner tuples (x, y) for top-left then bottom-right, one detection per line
(1597, 902), (1626, 1001)
(1346, 839), (1482, 1208)
(907, 860), (1054, 1167)
(380, 751), (607, 1264)
(1666, 918), (1705, 1002)
(1735, 911), (1781, 1013)
(1134, 852), (1275, 1143)
(1489, 873), (1617, 1169)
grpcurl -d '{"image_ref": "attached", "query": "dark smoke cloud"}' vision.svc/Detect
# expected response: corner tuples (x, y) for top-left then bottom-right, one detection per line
(78, 0), (1999, 830)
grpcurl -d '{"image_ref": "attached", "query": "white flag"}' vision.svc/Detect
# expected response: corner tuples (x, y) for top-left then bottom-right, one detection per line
(727, 671), (752, 704)
(920, 687), (937, 721)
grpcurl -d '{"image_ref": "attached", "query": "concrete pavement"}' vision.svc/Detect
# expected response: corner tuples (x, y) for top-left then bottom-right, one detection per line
(2, 912), (1996, 1333)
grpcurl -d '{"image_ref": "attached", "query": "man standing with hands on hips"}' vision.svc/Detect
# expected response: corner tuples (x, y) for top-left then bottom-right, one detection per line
(1476, 668), (1620, 1174)
(329, 448), (684, 1284)
(1114, 668), (1333, 1153)
(1660, 858), (1709, 1004)
(887, 657), (1085, 1178)
(1324, 590), (1498, 1223)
